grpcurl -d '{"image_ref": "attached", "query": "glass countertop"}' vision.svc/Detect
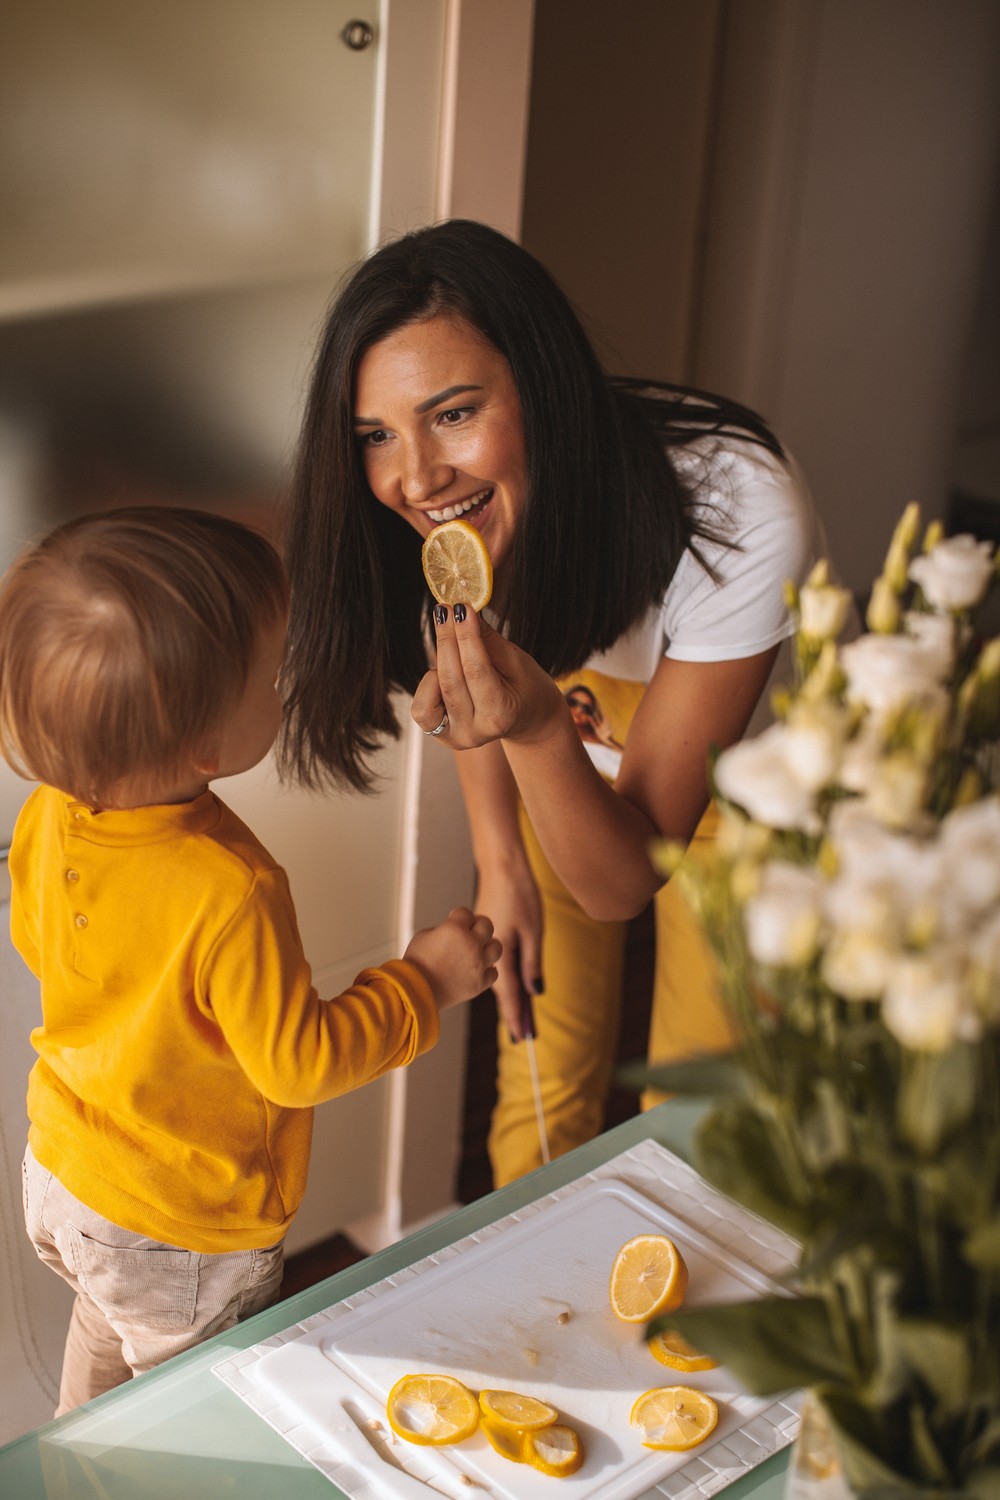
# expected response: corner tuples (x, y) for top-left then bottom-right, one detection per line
(0, 1102), (791, 1500)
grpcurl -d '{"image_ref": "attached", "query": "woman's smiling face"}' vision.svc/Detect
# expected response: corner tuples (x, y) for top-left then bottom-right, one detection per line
(353, 314), (527, 580)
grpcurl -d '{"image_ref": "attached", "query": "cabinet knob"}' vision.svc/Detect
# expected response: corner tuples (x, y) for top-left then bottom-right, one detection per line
(340, 19), (374, 51)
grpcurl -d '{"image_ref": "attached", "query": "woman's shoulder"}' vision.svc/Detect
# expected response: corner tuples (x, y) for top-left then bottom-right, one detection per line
(672, 429), (820, 565)
(661, 432), (826, 660)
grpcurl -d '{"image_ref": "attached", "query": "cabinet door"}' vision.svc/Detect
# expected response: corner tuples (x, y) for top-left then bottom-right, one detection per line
(0, 0), (377, 316)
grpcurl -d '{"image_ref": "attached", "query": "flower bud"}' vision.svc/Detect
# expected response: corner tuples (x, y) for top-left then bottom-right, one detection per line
(922, 519), (943, 553)
(866, 575), (901, 634)
(883, 503), (921, 591)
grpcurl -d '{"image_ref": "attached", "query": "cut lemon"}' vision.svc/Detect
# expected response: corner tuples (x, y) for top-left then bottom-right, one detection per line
(477, 1388), (558, 1434)
(648, 1329), (719, 1373)
(386, 1373), (480, 1446)
(421, 519), (493, 610)
(481, 1417), (527, 1463)
(526, 1423), (585, 1478)
(609, 1234), (689, 1323)
(630, 1386), (719, 1451)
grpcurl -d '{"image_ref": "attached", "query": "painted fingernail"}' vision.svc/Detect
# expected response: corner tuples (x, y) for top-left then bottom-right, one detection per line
(519, 994), (537, 1039)
(532, 977), (545, 995)
(453, 602), (467, 624)
(434, 604), (448, 626)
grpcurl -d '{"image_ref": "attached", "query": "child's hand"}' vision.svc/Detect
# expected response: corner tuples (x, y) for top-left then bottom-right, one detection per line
(404, 907), (502, 1012)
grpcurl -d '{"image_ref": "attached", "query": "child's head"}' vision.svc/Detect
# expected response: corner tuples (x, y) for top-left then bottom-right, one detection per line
(0, 506), (288, 807)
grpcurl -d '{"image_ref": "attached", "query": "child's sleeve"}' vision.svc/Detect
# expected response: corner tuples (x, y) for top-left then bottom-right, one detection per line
(200, 867), (440, 1109)
(8, 797), (42, 979)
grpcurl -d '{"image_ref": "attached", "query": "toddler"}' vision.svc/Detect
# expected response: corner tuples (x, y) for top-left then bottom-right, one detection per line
(0, 506), (500, 1414)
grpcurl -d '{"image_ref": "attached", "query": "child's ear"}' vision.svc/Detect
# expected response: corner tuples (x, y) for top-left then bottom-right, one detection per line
(191, 744), (221, 779)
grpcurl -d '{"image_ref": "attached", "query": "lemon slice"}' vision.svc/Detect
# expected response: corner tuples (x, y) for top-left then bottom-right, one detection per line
(478, 1388), (558, 1434)
(526, 1423), (585, 1477)
(630, 1386), (719, 1451)
(421, 519), (493, 610)
(386, 1373), (480, 1445)
(609, 1234), (689, 1323)
(648, 1329), (719, 1373)
(481, 1417), (528, 1463)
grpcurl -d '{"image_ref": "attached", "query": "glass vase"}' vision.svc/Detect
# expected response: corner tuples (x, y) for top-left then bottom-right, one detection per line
(785, 1391), (853, 1500)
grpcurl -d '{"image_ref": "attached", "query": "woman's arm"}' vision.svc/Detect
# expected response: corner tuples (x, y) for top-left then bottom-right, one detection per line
(452, 740), (545, 1040)
(414, 608), (776, 922)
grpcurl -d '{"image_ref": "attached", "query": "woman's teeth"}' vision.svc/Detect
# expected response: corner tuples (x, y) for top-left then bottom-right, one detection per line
(427, 489), (491, 524)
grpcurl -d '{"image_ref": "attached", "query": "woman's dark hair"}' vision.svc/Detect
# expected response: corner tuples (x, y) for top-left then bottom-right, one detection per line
(279, 219), (782, 792)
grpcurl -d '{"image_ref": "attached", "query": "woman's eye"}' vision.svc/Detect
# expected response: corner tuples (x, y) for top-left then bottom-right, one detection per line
(358, 428), (388, 448)
(438, 406), (472, 426)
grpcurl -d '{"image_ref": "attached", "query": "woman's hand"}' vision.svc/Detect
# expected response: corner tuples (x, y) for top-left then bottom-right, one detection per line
(412, 604), (565, 749)
(474, 854), (545, 1042)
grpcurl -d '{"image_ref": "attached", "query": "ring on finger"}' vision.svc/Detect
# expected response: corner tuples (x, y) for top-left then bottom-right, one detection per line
(425, 712), (449, 737)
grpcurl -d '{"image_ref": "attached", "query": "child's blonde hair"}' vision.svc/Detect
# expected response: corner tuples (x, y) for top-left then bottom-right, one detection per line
(0, 506), (288, 806)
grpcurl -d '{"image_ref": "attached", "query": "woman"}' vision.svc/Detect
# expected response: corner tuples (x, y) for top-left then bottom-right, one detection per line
(280, 219), (824, 1186)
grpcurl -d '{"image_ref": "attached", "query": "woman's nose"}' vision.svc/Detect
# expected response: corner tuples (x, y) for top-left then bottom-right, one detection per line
(400, 438), (451, 503)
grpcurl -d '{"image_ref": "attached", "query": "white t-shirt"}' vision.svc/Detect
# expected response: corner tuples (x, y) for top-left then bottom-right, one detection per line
(575, 432), (826, 776)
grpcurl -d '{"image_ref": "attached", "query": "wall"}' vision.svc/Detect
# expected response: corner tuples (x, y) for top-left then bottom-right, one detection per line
(522, 0), (724, 379)
(521, 0), (1000, 599)
(695, 0), (1000, 598)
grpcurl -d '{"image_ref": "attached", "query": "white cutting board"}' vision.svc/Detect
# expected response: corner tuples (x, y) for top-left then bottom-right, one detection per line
(244, 1176), (786, 1500)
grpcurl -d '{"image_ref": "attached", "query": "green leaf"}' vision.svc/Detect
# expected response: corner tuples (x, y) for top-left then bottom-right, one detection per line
(894, 1319), (971, 1413)
(965, 1468), (1000, 1500)
(964, 1217), (1000, 1270)
(651, 1296), (851, 1395)
(909, 1400), (952, 1485)
(821, 1389), (915, 1496)
(615, 1054), (751, 1099)
(898, 1046), (978, 1155)
(696, 1101), (812, 1239)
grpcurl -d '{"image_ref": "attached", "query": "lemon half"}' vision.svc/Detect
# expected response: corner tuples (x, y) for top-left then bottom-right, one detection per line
(609, 1233), (689, 1323)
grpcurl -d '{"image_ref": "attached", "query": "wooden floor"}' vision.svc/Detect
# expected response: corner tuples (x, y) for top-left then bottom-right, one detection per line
(281, 904), (655, 1296)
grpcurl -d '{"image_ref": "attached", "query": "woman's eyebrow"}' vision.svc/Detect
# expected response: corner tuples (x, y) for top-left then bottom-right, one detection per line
(354, 383), (483, 426)
(414, 383), (482, 414)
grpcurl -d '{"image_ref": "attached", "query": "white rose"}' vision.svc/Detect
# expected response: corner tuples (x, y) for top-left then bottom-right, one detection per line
(881, 952), (969, 1051)
(821, 929), (896, 1000)
(938, 798), (1000, 920)
(908, 533), (995, 612)
(743, 862), (823, 967)
(839, 634), (950, 716)
(824, 810), (939, 939)
(714, 725), (819, 832)
(903, 610), (956, 678)
(838, 720), (886, 794)
(968, 911), (1000, 1024)
(783, 701), (849, 792)
(865, 750), (928, 829)
(799, 578), (854, 640)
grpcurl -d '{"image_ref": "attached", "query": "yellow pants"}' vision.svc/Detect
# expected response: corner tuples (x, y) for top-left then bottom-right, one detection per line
(487, 802), (733, 1187)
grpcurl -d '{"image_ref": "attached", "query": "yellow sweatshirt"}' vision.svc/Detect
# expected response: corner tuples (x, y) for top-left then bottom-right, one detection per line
(10, 786), (439, 1253)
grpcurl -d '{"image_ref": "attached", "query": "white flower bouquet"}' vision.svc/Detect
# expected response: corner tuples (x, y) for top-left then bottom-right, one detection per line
(630, 506), (1000, 1497)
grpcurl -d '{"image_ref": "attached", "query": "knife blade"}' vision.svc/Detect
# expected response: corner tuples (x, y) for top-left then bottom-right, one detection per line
(520, 993), (551, 1164)
(334, 1397), (464, 1499)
